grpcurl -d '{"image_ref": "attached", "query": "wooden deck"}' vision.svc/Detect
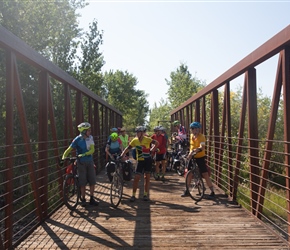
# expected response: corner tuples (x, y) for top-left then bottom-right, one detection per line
(17, 168), (289, 250)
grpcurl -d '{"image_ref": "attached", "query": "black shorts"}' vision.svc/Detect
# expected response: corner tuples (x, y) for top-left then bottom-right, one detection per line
(135, 157), (152, 175)
(192, 156), (207, 174)
(155, 153), (166, 162)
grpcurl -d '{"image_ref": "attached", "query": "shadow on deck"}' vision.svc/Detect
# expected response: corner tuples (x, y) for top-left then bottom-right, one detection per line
(16, 168), (289, 249)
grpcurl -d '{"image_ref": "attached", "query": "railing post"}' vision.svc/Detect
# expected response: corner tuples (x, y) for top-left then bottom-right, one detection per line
(246, 68), (260, 216)
(282, 46), (290, 241)
(38, 71), (49, 218)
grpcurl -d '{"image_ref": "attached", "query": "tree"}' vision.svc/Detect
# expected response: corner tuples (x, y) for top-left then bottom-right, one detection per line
(70, 19), (105, 97)
(166, 63), (206, 108)
(103, 70), (149, 131)
(148, 99), (171, 133)
(0, 0), (87, 71)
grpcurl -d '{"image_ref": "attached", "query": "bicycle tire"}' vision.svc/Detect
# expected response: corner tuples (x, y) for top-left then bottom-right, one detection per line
(185, 169), (205, 202)
(166, 154), (174, 171)
(176, 156), (186, 176)
(110, 172), (123, 208)
(63, 174), (80, 210)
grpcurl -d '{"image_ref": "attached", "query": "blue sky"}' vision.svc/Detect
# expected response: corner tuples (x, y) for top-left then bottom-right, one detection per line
(78, 1), (290, 108)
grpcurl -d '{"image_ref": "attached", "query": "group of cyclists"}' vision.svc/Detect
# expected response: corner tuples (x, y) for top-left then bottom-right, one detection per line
(61, 119), (215, 207)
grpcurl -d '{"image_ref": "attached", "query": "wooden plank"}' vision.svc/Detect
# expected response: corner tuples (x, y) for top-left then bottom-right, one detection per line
(16, 169), (289, 249)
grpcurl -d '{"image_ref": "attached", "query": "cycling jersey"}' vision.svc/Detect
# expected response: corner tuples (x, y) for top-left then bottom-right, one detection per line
(190, 133), (206, 158)
(129, 136), (152, 161)
(70, 135), (94, 162)
(151, 133), (167, 154)
(178, 125), (187, 140)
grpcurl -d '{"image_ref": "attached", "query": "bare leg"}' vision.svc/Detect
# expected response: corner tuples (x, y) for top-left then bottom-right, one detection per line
(202, 172), (213, 189)
(155, 161), (161, 174)
(132, 174), (141, 194)
(144, 173), (150, 193)
(161, 160), (166, 175)
(89, 185), (95, 196)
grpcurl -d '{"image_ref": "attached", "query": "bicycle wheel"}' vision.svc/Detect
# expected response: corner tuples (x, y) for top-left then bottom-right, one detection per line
(185, 169), (205, 202)
(166, 153), (173, 171)
(63, 174), (80, 210)
(176, 155), (186, 176)
(110, 173), (123, 208)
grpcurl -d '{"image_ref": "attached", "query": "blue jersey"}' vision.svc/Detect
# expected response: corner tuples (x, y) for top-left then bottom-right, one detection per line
(70, 135), (94, 162)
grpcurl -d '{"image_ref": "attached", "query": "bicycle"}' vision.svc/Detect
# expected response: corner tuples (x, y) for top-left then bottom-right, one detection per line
(185, 155), (205, 202)
(108, 156), (124, 208)
(62, 156), (80, 210)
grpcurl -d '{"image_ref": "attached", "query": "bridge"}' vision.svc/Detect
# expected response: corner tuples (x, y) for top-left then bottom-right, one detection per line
(1, 24), (290, 249)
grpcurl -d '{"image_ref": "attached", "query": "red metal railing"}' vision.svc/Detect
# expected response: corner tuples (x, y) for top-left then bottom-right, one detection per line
(171, 25), (290, 242)
(0, 26), (122, 249)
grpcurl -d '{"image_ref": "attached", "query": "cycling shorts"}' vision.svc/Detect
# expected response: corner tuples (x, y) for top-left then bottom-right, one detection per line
(135, 157), (152, 175)
(78, 160), (96, 186)
(194, 156), (208, 174)
(155, 153), (166, 162)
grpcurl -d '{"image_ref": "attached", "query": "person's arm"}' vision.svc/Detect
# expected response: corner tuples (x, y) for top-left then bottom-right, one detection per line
(105, 145), (112, 160)
(84, 144), (95, 156)
(62, 146), (73, 160)
(120, 145), (132, 158)
(150, 139), (159, 152)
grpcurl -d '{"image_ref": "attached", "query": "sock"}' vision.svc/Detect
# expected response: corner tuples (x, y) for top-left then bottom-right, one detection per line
(144, 192), (147, 196)
(210, 186), (214, 192)
(132, 192), (136, 197)
(90, 195), (94, 200)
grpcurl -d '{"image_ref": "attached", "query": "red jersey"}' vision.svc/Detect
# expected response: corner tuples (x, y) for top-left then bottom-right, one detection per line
(151, 133), (167, 154)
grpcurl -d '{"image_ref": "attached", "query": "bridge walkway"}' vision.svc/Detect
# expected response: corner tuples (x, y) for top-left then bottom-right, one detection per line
(16, 167), (289, 249)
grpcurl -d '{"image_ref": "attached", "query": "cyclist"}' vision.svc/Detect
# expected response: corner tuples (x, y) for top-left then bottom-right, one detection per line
(151, 126), (167, 181)
(62, 122), (99, 207)
(105, 132), (123, 161)
(172, 120), (188, 151)
(120, 126), (159, 202)
(172, 120), (187, 141)
(119, 127), (130, 157)
(181, 121), (215, 198)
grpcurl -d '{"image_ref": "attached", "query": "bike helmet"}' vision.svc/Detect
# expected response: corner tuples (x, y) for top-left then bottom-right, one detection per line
(190, 121), (201, 129)
(111, 127), (118, 132)
(77, 122), (91, 133)
(153, 126), (161, 132)
(172, 120), (179, 126)
(135, 126), (146, 132)
(110, 132), (119, 141)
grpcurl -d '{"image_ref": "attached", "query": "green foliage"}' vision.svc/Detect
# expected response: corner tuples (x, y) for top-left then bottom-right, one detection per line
(148, 99), (171, 133)
(0, 0), (87, 71)
(103, 70), (149, 131)
(166, 63), (206, 108)
(70, 19), (105, 97)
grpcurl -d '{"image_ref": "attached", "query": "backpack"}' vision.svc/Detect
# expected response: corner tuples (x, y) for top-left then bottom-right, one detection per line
(105, 162), (116, 182)
(122, 160), (133, 181)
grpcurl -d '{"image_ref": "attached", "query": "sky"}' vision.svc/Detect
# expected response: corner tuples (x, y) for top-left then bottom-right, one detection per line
(77, 1), (290, 108)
